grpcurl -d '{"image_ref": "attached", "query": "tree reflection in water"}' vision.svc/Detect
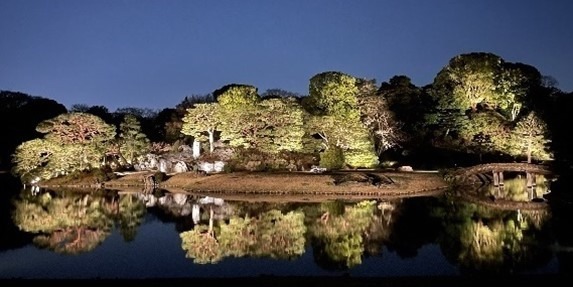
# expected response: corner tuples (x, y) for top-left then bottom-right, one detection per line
(179, 199), (401, 270)
(9, 187), (558, 274)
(12, 191), (113, 254)
(180, 207), (306, 264)
(437, 199), (553, 274)
(481, 175), (550, 202)
(117, 194), (146, 242)
(308, 200), (378, 270)
(11, 190), (148, 253)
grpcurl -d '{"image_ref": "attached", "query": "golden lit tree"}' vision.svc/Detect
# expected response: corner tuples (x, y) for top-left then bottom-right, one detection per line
(507, 111), (552, 163)
(304, 72), (379, 168)
(12, 112), (116, 180)
(181, 103), (221, 153)
(118, 114), (150, 164)
(11, 139), (60, 181)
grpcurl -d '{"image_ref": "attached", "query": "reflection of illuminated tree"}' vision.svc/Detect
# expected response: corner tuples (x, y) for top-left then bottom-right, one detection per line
(180, 224), (222, 264)
(33, 228), (108, 255)
(219, 209), (306, 259)
(12, 191), (112, 254)
(439, 200), (553, 274)
(180, 209), (306, 263)
(363, 201), (399, 255)
(483, 176), (549, 202)
(118, 194), (146, 242)
(308, 201), (377, 269)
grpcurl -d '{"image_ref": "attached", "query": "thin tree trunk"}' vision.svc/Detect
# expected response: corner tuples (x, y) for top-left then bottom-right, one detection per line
(208, 130), (214, 153)
(208, 207), (214, 235)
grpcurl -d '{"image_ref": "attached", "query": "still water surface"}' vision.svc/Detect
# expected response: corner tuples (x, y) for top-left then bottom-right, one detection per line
(0, 176), (570, 279)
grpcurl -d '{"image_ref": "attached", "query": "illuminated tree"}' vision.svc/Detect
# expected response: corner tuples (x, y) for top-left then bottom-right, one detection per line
(457, 111), (510, 160)
(37, 112), (116, 170)
(432, 53), (501, 111)
(11, 139), (60, 181)
(378, 75), (426, 144)
(181, 103), (221, 153)
(495, 67), (527, 121)
(319, 145), (345, 169)
(495, 63), (543, 121)
(306, 71), (359, 116)
(216, 84), (261, 149)
(357, 91), (404, 155)
(425, 53), (546, 158)
(36, 112), (116, 145)
(118, 114), (150, 164)
(255, 98), (305, 153)
(304, 72), (379, 168)
(214, 85), (306, 153)
(507, 112), (552, 163)
(12, 112), (117, 179)
(158, 94), (215, 144)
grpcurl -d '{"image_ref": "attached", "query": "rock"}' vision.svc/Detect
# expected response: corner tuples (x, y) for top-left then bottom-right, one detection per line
(310, 165), (327, 173)
(198, 196), (224, 206)
(397, 166), (414, 172)
(172, 161), (188, 173)
(159, 159), (172, 173)
(178, 144), (193, 153)
(172, 193), (188, 205)
(198, 161), (225, 173)
(213, 161), (225, 172)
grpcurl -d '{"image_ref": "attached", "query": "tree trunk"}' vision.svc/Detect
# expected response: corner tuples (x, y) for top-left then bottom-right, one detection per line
(192, 139), (201, 159)
(527, 140), (532, 163)
(208, 131), (214, 153)
(208, 207), (214, 235)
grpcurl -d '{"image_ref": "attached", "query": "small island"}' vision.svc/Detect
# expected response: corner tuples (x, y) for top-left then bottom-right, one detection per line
(3, 53), (567, 206)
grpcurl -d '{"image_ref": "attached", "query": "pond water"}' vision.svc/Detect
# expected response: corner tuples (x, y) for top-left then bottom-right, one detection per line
(1, 174), (572, 280)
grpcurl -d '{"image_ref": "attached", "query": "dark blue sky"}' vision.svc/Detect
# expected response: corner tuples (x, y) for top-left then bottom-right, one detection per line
(1, 0), (572, 111)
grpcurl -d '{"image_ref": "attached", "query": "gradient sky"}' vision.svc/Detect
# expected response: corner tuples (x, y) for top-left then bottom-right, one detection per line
(1, 0), (572, 111)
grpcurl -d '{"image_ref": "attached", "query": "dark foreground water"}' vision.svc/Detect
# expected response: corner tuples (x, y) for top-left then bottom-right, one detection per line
(1, 174), (572, 282)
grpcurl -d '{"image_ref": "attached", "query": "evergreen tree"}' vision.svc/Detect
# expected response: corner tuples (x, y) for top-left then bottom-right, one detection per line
(119, 114), (150, 164)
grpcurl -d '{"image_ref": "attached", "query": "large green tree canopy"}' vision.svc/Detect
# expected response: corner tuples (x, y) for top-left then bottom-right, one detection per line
(12, 112), (116, 180)
(304, 72), (379, 168)
(425, 53), (550, 161)
(181, 102), (221, 153)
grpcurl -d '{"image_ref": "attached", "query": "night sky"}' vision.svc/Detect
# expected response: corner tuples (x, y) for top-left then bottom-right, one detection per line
(1, 0), (572, 111)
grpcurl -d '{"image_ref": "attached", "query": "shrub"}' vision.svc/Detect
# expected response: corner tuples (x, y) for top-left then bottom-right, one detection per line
(319, 147), (345, 170)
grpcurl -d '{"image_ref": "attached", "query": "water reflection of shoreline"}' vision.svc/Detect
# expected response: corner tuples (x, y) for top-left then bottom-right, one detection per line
(8, 186), (559, 274)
